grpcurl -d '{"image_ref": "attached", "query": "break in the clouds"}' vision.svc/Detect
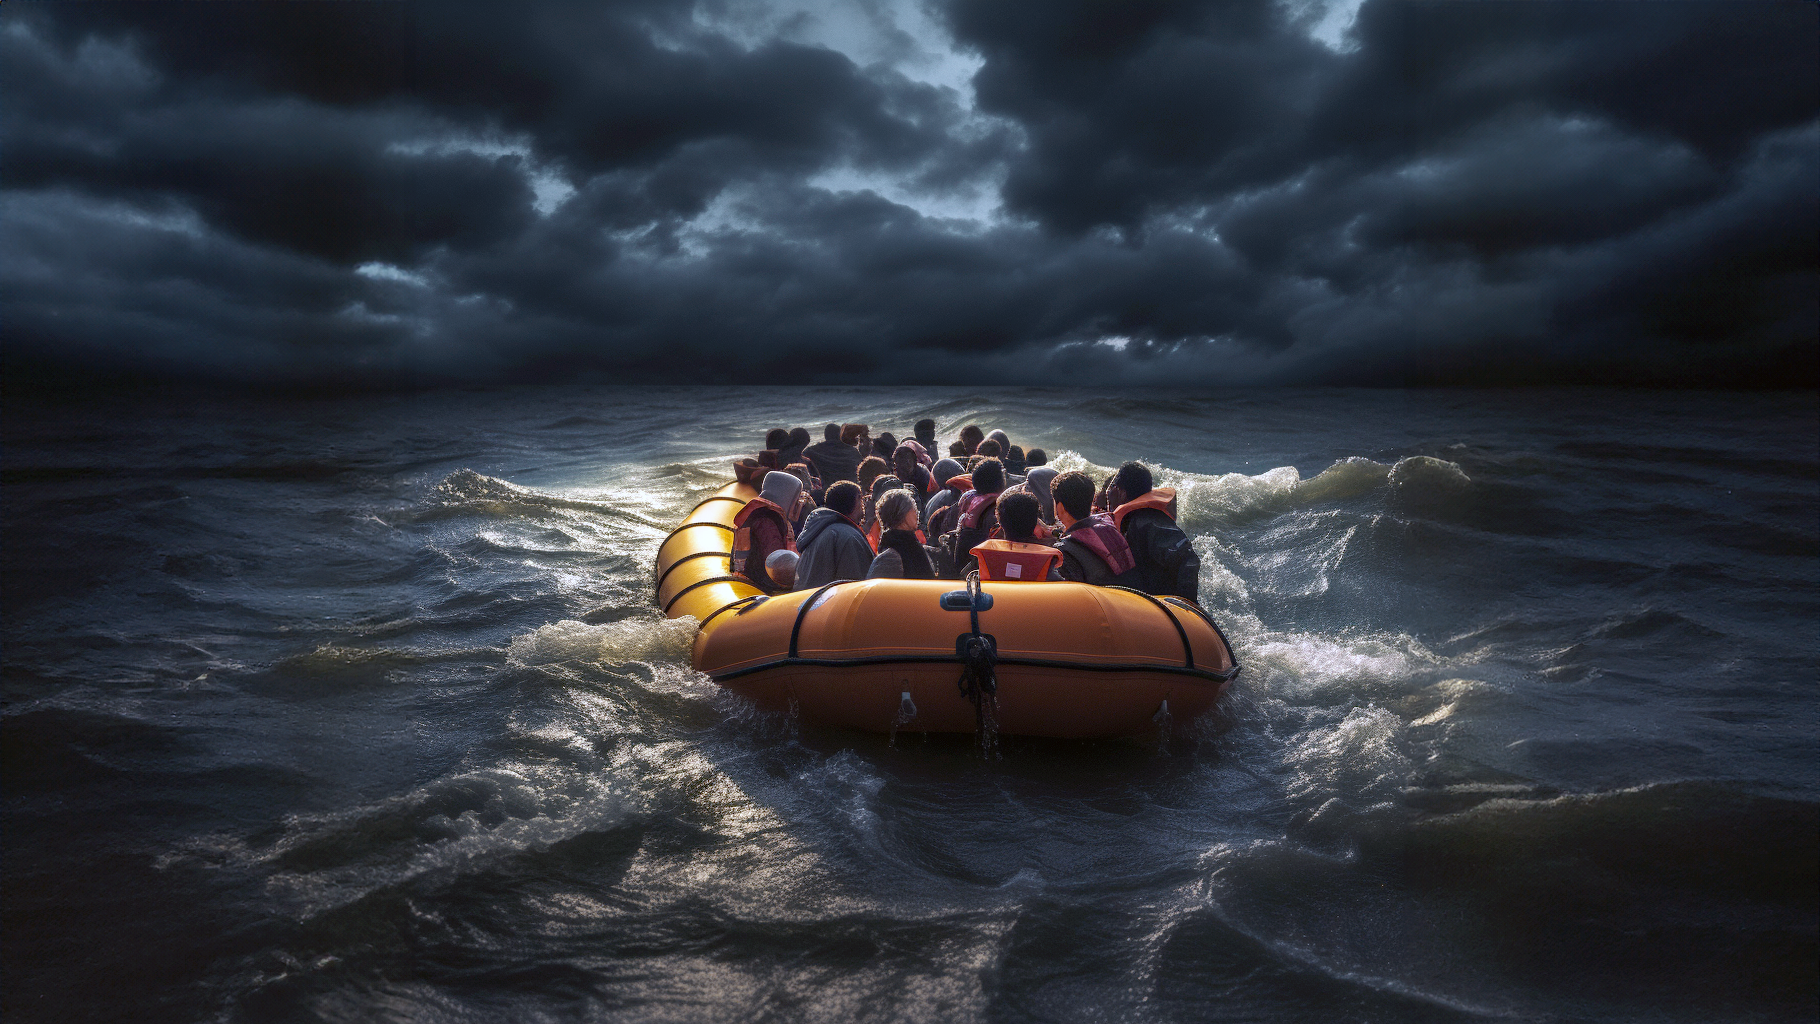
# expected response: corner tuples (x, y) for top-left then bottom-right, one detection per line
(2, 0), (1814, 387)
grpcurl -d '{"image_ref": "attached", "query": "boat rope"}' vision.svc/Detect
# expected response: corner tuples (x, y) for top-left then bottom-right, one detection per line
(955, 571), (998, 751)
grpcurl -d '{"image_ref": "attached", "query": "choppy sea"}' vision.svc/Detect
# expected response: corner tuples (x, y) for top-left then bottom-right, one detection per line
(4, 386), (1815, 1023)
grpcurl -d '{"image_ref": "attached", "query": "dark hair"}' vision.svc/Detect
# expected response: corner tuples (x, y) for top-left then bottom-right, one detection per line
(857, 455), (888, 488)
(872, 437), (894, 459)
(789, 427), (811, 447)
(824, 480), (861, 517)
(877, 431), (896, 451)
(998, 492), (1041, 542)
(948, 440), (969, 458)
(914, 418), (936, 436)
(823, 423), (842, 442)
(972, 458), (1004, 495)
(1114, 461), (1153, 499)
(976, 439), (1002, 459)
(959, 424), (984, 452)
(787, 462), (814, 484)
(1008, 445), (1024, 461)
(1053, 471), (1095, 520)
(1024, 448), (1047, 466)
(765, 428), (789, 450)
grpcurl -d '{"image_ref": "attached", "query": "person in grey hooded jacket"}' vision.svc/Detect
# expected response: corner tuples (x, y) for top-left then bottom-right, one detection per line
(921, 458), (966, 532)
(794, 481), (875, 589)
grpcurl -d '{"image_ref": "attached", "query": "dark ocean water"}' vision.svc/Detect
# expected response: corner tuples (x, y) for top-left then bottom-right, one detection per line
(4, 385), (1815, 1024)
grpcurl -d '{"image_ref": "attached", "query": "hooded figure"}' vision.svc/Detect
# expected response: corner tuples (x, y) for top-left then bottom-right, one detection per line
(921, 458), (966, 532)
(795, 482), (875, 589)
(776, 428), (810, 471)
(1024, 467), (1060, 524)
(902, 439), (933, 469)
(731, 471), (803, 592)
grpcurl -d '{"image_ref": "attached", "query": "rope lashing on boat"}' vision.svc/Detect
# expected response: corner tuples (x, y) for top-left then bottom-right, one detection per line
(955, 571), (998, 739)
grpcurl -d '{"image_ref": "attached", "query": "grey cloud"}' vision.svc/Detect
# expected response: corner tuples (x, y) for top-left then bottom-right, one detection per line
(2, 0), (1813, 389)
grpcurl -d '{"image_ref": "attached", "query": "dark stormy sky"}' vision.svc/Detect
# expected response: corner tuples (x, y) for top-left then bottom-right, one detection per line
(4, 0), (1815, 388)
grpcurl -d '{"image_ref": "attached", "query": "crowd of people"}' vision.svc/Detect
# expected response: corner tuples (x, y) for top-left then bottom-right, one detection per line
(728, 418), (1200, 603)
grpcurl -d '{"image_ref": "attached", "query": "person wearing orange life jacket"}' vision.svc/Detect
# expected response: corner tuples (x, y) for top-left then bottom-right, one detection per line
(1107, 461), (1200, 603)
(971, 491), (1063, 582)
(731, 471), (803, 593)
(1050, 471), (1141, 588)
(940, 458), (1008, 577)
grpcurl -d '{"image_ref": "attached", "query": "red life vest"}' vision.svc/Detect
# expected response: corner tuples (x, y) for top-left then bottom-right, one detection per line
(1065, 514), (1137, 575)
(970, 540), (1061, 581)
(957, 490), (1000, 531)
(730, 497), (794, 576)
(1111, 488), (1178, 532)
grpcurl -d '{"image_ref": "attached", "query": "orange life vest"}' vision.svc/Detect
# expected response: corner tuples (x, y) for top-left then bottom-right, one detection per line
(970, 540), (1061, 581)
(1111, 488), (1178, 532)
(730, 497), (794, 576)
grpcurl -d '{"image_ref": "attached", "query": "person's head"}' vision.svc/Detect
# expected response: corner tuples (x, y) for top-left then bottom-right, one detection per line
(823, 480), (861, 518)
(976, 439), (1003, 459)
(932, 458), (964, 488)
(877, 488), (919, 532)
(959, 424), (984, 454)
(948, 440), (969, 458)
(823, 422), (843, 443)
(765, 549), (798, 589)
(1112, 461), (1153, 505)
(1024, 447), (1047, 467)
(893, 445), (919, 478)
(786, 462), (815, 491)
(871, 474), (901, 504)
(914, 418), (936, 443)
(761, 470), (804, 509)
(972, 458), (1004, 495)
(998, 491), (1041, 543)
(765, 428), (789, 450)
(876, 431), (896, 451)
(842, 423), (868, 447)
(1052, 471), (1095, 526)
(789, 427), (811, 448)
(987, 429), (1011, 454)
(1007, 444), (1025, 463)
(857, 455), (888, 489)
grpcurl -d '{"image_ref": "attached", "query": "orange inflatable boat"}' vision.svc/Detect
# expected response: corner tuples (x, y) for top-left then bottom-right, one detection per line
(655, 480), (1240, 739)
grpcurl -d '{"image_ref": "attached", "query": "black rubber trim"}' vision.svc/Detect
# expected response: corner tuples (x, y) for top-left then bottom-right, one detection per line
(691, 494), (748, 514)
(655, 550), (731, 594)
(1163, 597), (1242, 679)
(698, 595), (767, 630)
(1104, 586), (1194, 670)
(662, 575), (754, 614)
(711, 653), (1236, 684)
(788, 580), (855, 658)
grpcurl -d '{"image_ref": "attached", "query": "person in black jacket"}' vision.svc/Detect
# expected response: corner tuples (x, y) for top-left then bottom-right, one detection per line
(1106, 462), (1199, 603)
(803, 422), (862, 483)
(1052, 471), (1141, 588)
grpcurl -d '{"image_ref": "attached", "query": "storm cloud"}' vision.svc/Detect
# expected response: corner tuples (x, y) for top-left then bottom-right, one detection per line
(3, 0), (1814, 387)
